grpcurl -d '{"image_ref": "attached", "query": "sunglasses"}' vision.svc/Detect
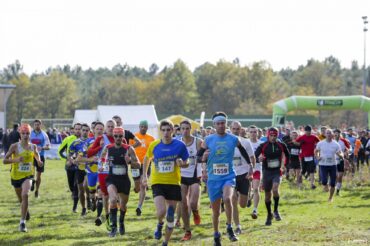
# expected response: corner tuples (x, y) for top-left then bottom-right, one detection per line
(249, 131), (257, 133)
(161, 128), (171, 132)
(114, 135), (123, 138)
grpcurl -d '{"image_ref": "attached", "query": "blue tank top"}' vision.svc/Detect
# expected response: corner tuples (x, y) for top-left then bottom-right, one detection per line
(205, 133), (238, 181)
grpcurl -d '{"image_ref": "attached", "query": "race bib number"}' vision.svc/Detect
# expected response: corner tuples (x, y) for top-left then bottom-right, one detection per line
(304, 156), (314, 161)
(112, 165), (126, 175)
(18, 163), (31, 172)
(131, 168), (141, 178)
(267, 159), (280, 168)
(291, 148), (299, 155)
(321, 157), (334, 165)
(158, 161), (174, 173)
(233, 157), (242, 167)
(213, 163), (229, 175)
(189, 156), (196, 166)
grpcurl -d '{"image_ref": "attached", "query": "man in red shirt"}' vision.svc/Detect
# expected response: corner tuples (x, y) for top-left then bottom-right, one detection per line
(294, 125), (320, 189)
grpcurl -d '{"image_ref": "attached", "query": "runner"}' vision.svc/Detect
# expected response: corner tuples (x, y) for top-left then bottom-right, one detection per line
(87, 120), (116, 229)
(315, 129), (343, 202)
(69, 123), (92, 216)
(333, 129), (350, 196)
(255, 127), (290, 226)
(198, 112), (253, 245)
(30, 119), (50, 198)
(179, 120), (203, 241)
(58, 123), (82, 213)
(248, 125), (264, 220)
(129, 120), (155, 216)
(112, 115), (141, 147)
(230, 121), (255, 235)
(142, 120), (189, 246)
(100, 127), (140, 237)
(285, 130), (302, 187)
(294, 125), (320, 189)
(3, 124), (43, 232)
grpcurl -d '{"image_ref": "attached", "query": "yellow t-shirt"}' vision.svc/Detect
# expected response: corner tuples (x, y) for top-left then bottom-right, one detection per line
(130, 132), (155, 163)
(10, 143), (35, 180)
(146, 139), (189, 186)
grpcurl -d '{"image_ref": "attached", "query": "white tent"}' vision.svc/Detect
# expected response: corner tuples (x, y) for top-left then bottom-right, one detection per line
(73, 105), (159, 138)
(73, 110), (97, 125)
(97, 105), (159, 138)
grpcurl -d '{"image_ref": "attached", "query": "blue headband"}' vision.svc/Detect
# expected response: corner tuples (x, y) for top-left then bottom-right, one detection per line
(213, 116), (227, 123)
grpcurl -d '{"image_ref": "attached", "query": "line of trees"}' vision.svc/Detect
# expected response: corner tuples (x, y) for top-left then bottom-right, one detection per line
(1, 57), (369, 128)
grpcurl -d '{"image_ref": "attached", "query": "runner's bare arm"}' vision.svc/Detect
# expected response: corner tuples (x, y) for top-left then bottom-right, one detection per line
(128, 146), (140, 169)
(33, 144), (43, 167)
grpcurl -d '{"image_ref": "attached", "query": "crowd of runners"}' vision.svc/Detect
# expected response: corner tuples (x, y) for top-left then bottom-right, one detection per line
(2, 113), (370, 246)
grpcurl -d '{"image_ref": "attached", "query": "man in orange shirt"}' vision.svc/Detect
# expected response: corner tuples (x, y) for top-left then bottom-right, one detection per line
(130, 120), (155, 216)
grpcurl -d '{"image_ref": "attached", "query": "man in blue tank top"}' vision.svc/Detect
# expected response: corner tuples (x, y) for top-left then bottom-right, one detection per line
(199, 112), (252, 246)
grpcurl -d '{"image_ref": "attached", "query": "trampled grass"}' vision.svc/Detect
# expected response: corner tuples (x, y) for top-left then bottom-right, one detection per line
(0, 160), (369, 245)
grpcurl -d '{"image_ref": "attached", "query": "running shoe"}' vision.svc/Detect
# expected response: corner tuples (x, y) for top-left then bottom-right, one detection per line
(81, 208), (87, 216)
(311, 184), (317, 190)
(119, 222), (125, 235)
(227, 227), (238, 242)
(336, 189), (340, 196)
(193, 210), (201, 225)
(95, 217), (102, 226)
(265, 214), (273, 226)
(235, 227), (242, 235)
(136, 207), (142, 216)
(109, 227), (117, 237)
(251, 210), (258, 219)
(273, 211), (282, 221)
(213, 233), (221, 246)
(35, 190), (39, 198)
(19, 222), (27, 232)
(181, 231), (192, 241)
(162, 242), (168, 246)
(154, 223), (163, 240)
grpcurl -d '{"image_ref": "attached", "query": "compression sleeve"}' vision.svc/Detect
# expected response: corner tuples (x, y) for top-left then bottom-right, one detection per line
(196, 147), (206, 162)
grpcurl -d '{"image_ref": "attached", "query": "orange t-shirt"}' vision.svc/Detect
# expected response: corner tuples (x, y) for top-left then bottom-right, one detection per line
(129, 132), (155, 163)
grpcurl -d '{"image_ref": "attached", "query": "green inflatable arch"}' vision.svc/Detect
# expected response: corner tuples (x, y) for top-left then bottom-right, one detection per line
(272, 95), (370, 127)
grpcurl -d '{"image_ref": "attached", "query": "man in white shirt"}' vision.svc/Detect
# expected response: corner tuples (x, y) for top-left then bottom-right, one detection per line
(315, 129), (344, 202)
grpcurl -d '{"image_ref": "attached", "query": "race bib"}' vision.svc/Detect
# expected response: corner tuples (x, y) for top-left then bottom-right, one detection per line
(255, 162), (262, 172)
(321, 157), (334, 165)
(267, 159), (280, 168)
(291, 148), (299, 155)
(131, 168), (141, 178)
(158, 161), (174, 173)
(304, 156), (314, 161)
(112, 165), (126, 175)
(233, 157), (242, 167)
(189, 156), (196, 166)
(213, 163), (229, 175)
(18, 163), (31, 172)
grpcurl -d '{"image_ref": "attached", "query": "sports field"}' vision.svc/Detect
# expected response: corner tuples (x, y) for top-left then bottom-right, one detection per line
(0, 160), (369, 246)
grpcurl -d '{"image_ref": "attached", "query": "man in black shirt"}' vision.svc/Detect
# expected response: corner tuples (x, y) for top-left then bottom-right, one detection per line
(255, 127), (290, 226)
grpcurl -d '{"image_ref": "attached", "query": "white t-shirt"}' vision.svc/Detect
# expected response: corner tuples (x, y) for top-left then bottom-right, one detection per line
(250, 139), (264, 172)
(315, 140), (341, 166)
(233, 137), (254, 176)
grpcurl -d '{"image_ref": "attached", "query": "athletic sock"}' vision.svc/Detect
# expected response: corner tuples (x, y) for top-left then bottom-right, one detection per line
(137, 204), (142, 209)
(253, 207), (258, 212)
(265, 201), (272, 215)
(119, 209), (126, 224)
(97, 198), (103, 217)
(110, 208), (118, 228)
(273, 196), (280, 212)
(336, 182), (342, 190)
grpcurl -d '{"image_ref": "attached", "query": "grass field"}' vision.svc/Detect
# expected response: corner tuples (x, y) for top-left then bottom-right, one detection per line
(0, 159), (369, 246)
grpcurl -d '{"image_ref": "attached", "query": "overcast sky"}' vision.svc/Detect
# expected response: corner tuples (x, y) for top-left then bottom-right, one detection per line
(0, 0), (369, 73)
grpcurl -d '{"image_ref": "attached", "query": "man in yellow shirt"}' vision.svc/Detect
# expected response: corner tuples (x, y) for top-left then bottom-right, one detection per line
(129, 120), (155, 216)
(142, 120), (189, 246)
(3, 124), (43, 232)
